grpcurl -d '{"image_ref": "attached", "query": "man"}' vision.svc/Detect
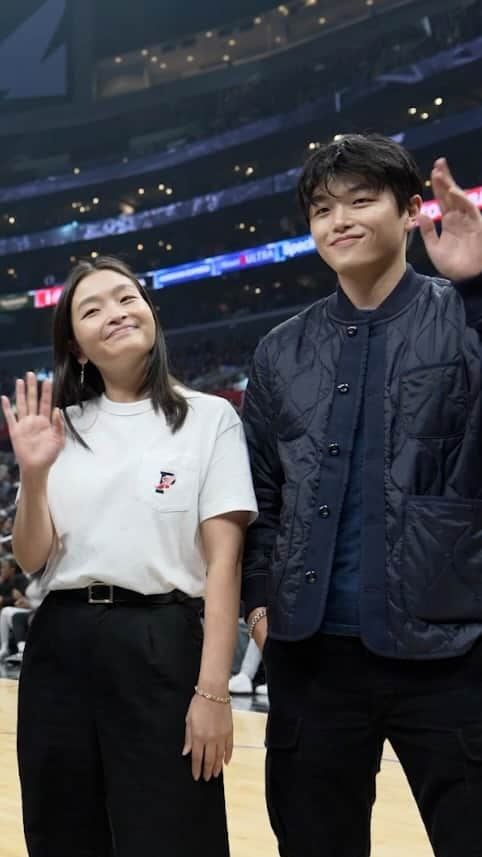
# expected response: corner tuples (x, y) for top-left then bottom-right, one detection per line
(242, 133), (482, 857)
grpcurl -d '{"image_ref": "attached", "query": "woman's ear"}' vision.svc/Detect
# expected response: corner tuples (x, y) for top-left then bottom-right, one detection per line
(68, 340), (86, 364)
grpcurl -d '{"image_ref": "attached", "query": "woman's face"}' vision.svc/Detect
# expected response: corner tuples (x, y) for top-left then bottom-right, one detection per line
(70, 269), (157, 376)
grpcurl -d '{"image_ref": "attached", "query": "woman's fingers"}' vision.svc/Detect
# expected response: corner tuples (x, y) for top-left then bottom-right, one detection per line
(224, 734), (234, 767)
(213, 742), (226, 778)
(202, 740), (217, 781)
(191, 738), (204, 782)
(38, 380), (52, 421)
(52, 408), (65, 446)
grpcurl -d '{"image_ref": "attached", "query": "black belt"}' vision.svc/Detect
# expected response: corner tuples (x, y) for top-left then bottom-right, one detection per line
(48, 584), (203, 608)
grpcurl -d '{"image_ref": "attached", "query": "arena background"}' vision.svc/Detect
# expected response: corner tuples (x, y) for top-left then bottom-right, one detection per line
(1, 2), (482, 854)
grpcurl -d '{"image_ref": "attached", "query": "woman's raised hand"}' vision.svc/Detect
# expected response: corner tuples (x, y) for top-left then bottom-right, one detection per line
(1, 373), (65, 476)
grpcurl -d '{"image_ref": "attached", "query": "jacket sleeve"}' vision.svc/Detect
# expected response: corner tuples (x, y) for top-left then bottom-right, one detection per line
(453, 272), (482, 331)
(241, 337), (284, 620)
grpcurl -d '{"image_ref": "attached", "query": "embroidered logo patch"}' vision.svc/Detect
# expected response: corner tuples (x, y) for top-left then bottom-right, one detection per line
(155, 471), (176, 494)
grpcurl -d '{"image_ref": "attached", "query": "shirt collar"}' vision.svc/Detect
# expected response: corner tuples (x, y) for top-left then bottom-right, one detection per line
(327, 264), (423, 324)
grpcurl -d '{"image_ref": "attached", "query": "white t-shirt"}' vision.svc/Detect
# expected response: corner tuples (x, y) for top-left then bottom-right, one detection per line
(43, 390), (258, 596)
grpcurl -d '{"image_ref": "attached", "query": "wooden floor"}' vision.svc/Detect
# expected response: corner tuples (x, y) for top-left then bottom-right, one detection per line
(0, 678), (432, 857)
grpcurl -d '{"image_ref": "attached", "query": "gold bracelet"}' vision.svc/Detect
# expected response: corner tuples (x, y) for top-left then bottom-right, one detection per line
(194, 685), (231, 705)
(248, 607), (267, 638)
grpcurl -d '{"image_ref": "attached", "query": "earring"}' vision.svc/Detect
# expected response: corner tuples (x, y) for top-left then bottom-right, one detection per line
(80, 363), (85, 387)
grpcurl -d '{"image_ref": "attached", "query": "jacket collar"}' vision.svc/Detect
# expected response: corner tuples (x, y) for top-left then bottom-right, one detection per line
(327, 264), (424, 324)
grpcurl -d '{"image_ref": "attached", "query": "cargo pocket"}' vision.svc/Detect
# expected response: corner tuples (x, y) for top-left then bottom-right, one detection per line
(265, 713), (302, 849)
(458, 724), (482, 802)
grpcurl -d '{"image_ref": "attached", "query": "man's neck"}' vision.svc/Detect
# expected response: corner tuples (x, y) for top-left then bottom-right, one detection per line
(338, 256), (407, 310)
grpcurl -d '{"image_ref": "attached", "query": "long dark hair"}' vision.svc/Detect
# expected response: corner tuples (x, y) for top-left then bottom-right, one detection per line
(52, 255), (188, 446)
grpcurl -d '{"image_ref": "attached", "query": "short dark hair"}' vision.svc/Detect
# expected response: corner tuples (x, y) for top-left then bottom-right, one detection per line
(52, 255), (188, 447)
(297, 133), (424, 224)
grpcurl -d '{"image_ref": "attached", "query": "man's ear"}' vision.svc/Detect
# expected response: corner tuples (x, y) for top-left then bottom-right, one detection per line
(405, 194), (423, 233)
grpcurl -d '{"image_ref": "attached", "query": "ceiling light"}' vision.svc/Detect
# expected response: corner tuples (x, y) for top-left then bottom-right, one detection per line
(137, 243), (144, 251)
(318, 16), (327, 24)
(73, 167), (80, 174)
(166, 243), (173, 251)
(408, 107), (417, 115)
(223, 54), (230, 62)
(150, 56), (158, 63)
(92, 197), (100, 205)
(434, 97), (443, 106)
(187, 55), (195, 63)
(158, 184), (165, 191)
(254, 16), (262, 24)
(165, 187), (173, 195)
(91, 251), (99, 259)
(228, 39), (236, 47)
(421, 112), (430, 120)
(205, 31), (213, 38)
(160, 62), (167, 69)
(115, 56), (123, 64)
(138, 188), (145, 195)
(141, 49), (149, 56)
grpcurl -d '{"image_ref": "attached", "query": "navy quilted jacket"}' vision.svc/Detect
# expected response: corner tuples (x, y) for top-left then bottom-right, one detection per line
(242, 266), (482, 658)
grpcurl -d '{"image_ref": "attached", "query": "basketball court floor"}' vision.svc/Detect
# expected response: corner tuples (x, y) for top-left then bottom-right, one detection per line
(0, 669), (433, 857)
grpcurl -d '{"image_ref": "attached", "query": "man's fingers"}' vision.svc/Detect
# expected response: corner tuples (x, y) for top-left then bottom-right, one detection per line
(418, 213), (439, 254)
(26, 372), (38, 417)
(15, 379), (27, 420)
(1, 397), (17, 434)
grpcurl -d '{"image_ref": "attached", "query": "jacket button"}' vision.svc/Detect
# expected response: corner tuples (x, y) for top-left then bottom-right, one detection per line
(319, 505), (330, 518)
(337, 383), (350, 394)
(347, 326), (358, 337)
(305, 570), (317, 584)
(328, 442), (340, 456)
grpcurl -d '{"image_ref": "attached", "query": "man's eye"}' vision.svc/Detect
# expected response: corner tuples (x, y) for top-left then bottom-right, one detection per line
(82, 308), (97, 318)
(121, 296), (136, 303)
(353, 198), (372, 204)
(315, 207), (329, 216)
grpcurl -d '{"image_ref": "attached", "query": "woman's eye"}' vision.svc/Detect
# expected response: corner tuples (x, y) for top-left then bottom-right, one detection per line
(315, 207), (329, 216)
(121, 295), (136, 303)
(82, 308), (98, 318)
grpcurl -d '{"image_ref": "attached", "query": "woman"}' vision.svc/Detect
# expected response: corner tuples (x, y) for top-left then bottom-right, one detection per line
(1, 256), (257, 857)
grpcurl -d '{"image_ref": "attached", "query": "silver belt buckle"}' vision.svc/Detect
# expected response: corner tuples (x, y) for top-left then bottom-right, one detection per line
(88, 583), (114, 604)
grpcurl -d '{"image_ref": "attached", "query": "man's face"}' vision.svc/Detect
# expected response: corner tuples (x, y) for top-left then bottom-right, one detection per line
(308, 174), (417, 278)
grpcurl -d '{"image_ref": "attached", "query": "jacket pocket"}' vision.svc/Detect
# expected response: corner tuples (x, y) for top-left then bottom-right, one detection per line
(402, 495), (482, 622)
(400, 361), (468, 439)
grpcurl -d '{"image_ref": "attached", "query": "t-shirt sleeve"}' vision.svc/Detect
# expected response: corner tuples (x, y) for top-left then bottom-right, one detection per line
(199, 414), (259, 524)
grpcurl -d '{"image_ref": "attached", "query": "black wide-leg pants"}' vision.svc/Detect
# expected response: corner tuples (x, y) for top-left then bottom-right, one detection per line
(17, 592), (230, 857)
